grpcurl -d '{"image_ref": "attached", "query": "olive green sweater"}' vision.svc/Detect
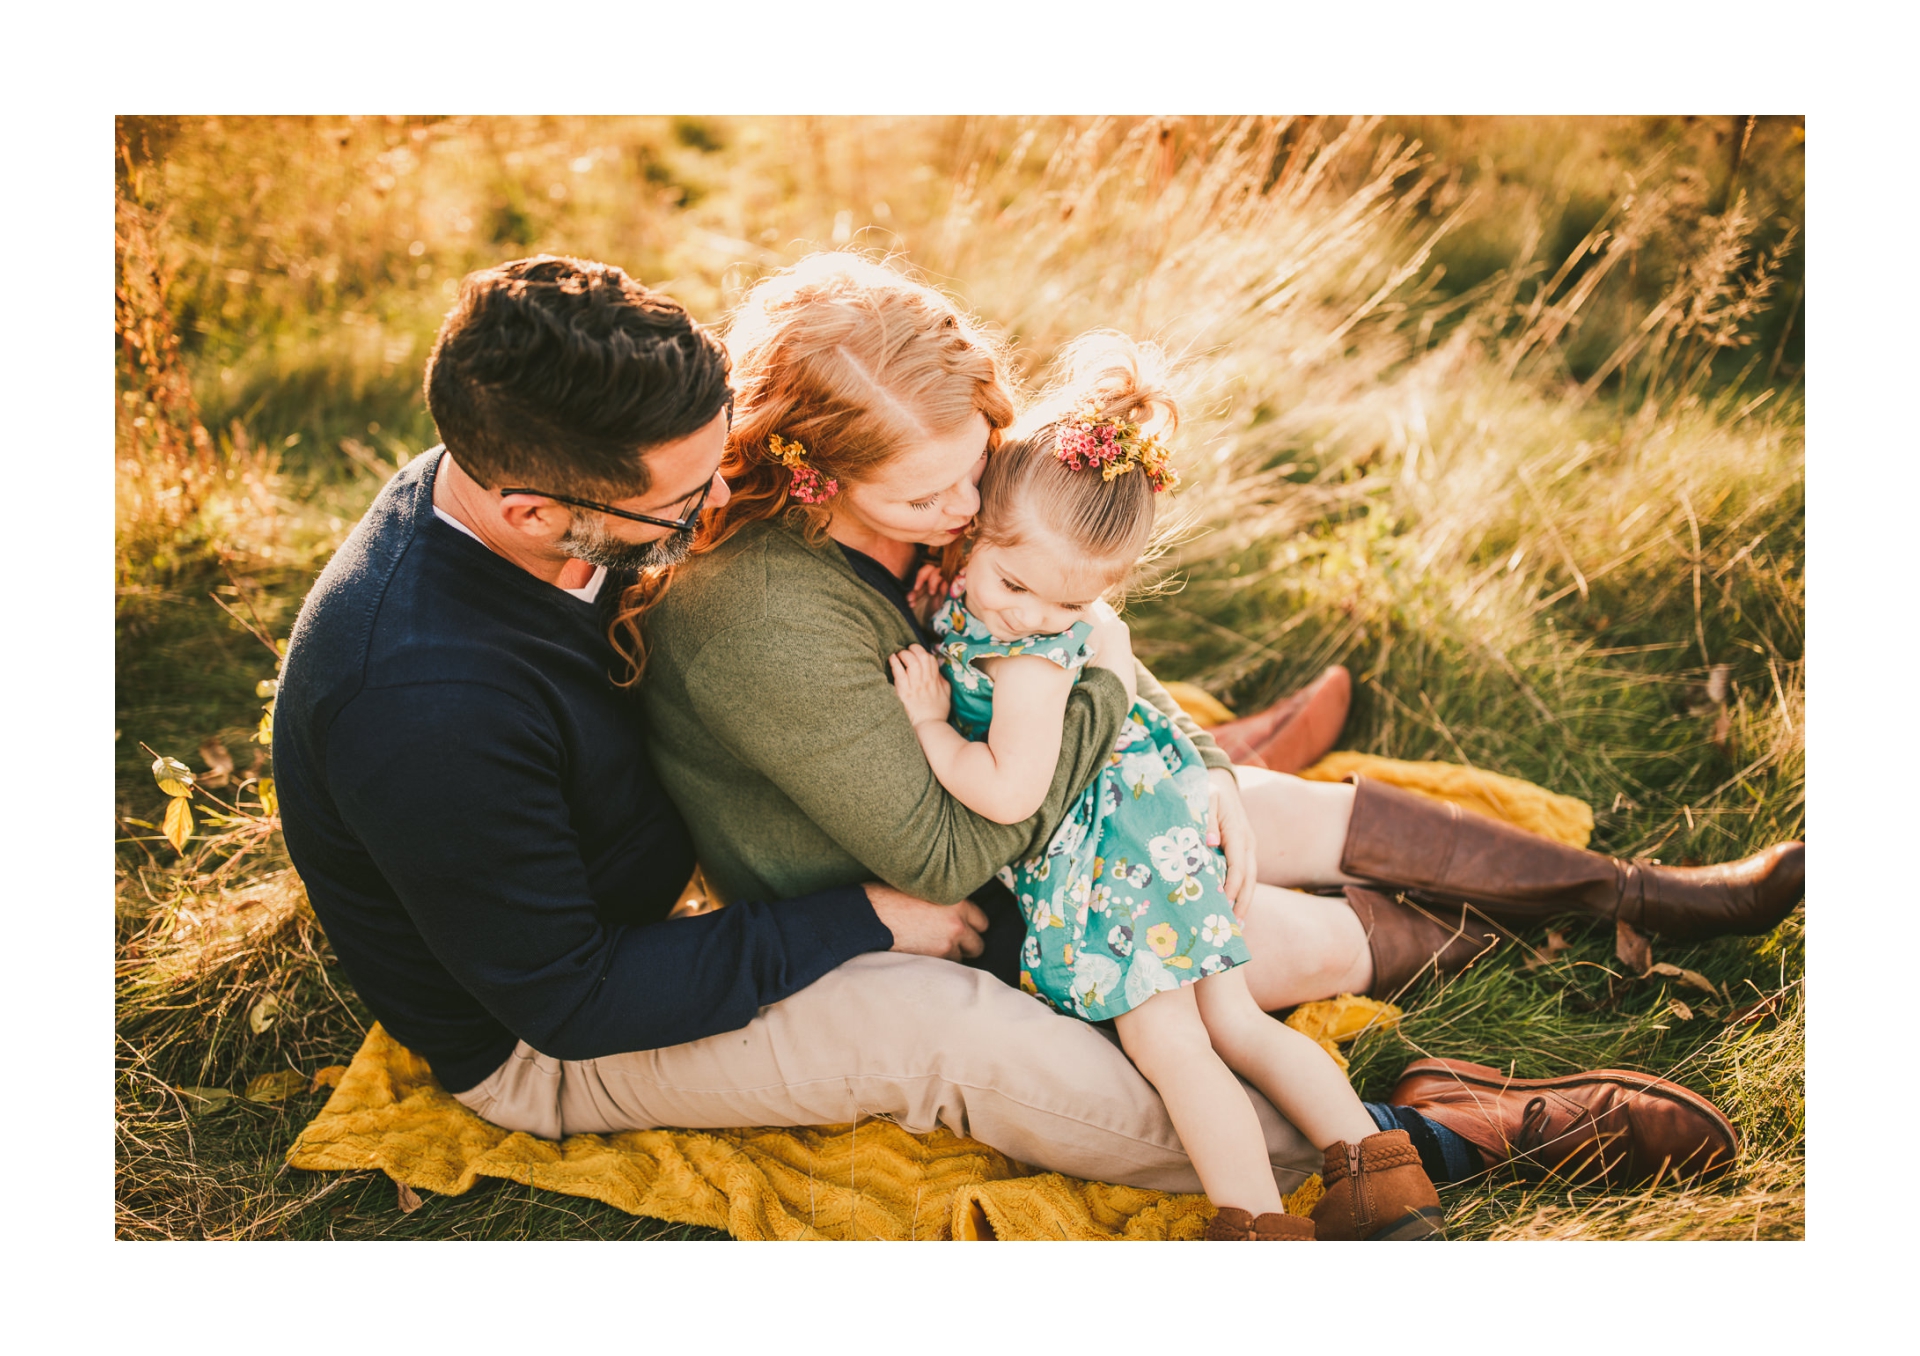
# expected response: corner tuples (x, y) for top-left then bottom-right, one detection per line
(642, 518), (1230, 906)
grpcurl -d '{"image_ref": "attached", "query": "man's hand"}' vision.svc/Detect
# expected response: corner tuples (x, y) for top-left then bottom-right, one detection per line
(889, 645), (952, 730)
(1085, 601), (1139, 705)
(862, 882), (988, 962)
(1206, 767), (1259, 918)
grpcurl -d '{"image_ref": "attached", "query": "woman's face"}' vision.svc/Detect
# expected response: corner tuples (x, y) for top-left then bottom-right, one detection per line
(831, 412), (990, 548)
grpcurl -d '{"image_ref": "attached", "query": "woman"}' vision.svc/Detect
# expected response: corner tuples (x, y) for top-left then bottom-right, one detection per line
(622, 252), (1793, 1195)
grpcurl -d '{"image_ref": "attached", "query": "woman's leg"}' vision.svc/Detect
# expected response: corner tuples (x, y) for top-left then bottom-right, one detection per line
(1233, 764), (1362, 888)
(1194, 968), (1378, 1149)
(1236, 883), (1373, 1009)
(1114, 985), (1286, 1216)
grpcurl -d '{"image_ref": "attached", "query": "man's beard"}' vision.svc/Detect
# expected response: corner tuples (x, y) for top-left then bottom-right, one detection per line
(558, 514), (696, 573)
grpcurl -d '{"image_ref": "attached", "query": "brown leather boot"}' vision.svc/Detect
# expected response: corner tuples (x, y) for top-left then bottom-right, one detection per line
(1340, 776), (1804, 942)
(1204, 1206), (1316, 1239)
(1207, 665), (1351, 774)
(1308, 1130), (1446, 1240)
(1390, 1058), (1738, 1186)
(1345, 884), (1502, 999)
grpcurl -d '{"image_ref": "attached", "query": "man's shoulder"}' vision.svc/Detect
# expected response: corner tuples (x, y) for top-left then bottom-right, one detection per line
(288, 454), (436, 644)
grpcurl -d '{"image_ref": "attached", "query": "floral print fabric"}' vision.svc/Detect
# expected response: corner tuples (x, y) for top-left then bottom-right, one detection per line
(933, 595), (1250, 1021)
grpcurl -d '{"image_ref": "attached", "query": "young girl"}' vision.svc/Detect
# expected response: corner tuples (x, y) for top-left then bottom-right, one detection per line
(889, 336), (1444, 1241)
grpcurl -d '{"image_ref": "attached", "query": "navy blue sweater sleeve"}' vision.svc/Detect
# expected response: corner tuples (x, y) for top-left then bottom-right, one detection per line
(326, 678), (894, 1061)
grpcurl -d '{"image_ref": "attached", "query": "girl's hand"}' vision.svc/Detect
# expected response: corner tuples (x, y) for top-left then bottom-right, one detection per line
(1085, 601), (1139, 705)
(1206, 767), (1259, 918)
(889, 645), (952, 729)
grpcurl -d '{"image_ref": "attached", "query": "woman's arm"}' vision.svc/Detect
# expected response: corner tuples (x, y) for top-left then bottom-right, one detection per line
(891, 645), (1077, 825)
(675, 607), (1130, 904)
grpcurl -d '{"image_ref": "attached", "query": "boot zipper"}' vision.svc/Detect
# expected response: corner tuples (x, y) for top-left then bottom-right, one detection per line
(1348, 1143), (1369, 1231)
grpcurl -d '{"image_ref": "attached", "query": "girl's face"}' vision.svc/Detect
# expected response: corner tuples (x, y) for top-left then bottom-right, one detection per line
(830, 413), (990, 548)
(963, 531), (1127, 641)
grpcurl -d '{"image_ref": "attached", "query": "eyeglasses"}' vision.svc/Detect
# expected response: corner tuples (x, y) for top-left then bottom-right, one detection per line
(498, 474), (713, 532)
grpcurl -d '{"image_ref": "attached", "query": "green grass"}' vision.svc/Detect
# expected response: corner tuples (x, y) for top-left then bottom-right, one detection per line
(115, 115), (1803, 1241)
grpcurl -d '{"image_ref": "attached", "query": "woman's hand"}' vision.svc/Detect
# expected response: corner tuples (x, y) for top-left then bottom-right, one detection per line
(889, 645), (952, 730)
(1207, 767), (1259, 918)
(863, 882), (988, 961)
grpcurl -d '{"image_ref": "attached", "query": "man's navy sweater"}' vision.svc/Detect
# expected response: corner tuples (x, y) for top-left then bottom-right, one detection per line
(273, 450), (893, 1093)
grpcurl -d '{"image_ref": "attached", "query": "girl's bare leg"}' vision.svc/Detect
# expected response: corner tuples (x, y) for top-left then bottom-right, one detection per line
(1195, 967), (1378, 1149)
(1236, 884), (1374, 1010)
(1114, 985), (1286, 1216)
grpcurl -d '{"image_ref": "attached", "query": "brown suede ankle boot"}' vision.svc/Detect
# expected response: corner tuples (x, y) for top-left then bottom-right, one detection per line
(1308, 1130), (1446, 1240)
(1205, 1206), (1316, 1240)
(1345, 885), (1502, 999)
(1339, 776), (1804, 942)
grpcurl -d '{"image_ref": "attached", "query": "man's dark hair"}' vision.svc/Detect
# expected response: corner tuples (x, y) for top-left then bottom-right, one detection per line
(424, 255), (731, 498)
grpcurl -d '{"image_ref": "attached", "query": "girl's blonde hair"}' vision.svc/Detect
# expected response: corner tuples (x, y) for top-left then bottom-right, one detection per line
(609, 252), (1016, 683)
(976, 331), (1180, 567)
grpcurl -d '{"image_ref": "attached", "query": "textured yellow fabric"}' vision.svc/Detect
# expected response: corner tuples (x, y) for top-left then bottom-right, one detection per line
(1296, 751), (1593, 848)
(1162, 683), (1593, 848)
(1285, 994), (1405, 1073)
(285, 1022), (1332, 1239)
(1159, 680), (1239, 728)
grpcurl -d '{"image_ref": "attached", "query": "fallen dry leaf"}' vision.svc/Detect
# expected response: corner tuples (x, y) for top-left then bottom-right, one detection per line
(1647, 961), (1718, 995)
(1524, 928), (1572, 970)
(247, 994), (280, 1035)
(1615, 919), (1652, 974)
(309, 1064), (347, 1093)
(396, 1181), (424, 1214)
(177, 1086), (233, 1115)
(1668, 997), (1695, 1021)
(197, 738), (235, 789)
(244, 1069), (308, 1103)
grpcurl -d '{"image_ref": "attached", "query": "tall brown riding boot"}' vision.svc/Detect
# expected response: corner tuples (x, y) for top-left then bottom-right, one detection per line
(1340, 776), (1804, 942)
(1344, 885), (1502, 999)
(1207, 665), (1352, 774)
(1308, 1130), (1446, 1240)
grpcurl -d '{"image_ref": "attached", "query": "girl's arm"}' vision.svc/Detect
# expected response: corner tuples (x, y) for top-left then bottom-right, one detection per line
(891, 646), (1078, 825)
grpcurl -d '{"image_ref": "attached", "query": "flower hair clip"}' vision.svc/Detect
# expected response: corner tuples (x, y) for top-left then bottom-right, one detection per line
(767, 433), (839, 504)
(1053, 404), (1179, 493)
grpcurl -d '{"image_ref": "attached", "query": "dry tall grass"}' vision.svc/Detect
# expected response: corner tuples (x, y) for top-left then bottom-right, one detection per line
(115, 115), (1803, 1241)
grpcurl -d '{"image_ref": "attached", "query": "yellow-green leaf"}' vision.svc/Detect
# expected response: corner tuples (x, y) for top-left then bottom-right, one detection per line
(163, 795), (194, 853)
(152, 755), (195, 798)
(248, 994), (280, 1035)
(244, 1069), (308, 1102)
(253, 705), (274, 747)
(255, 678), (278, 699)
(178, 1086), (233, 1115)
(256, 776), (278, 818)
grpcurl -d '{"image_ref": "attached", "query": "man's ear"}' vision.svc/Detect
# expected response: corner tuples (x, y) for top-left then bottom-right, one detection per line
(496, 494), (572, 544)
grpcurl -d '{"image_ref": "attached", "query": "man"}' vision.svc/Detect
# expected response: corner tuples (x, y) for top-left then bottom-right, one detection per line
(275, 255), (1737, 1225)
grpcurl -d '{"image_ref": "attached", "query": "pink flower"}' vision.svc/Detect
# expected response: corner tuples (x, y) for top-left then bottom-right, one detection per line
(788, 465), (839, 504)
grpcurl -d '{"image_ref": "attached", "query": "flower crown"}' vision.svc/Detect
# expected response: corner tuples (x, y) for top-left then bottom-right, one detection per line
(1053, 404), (1179, 493)
(767, 433), (839, 504)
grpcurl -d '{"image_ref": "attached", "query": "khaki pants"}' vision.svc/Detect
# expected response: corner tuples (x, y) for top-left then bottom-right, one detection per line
(453, 952), (1321, 1194)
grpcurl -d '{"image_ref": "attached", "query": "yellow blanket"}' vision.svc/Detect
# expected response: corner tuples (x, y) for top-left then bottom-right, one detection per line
(287, 695), (1588, 1239)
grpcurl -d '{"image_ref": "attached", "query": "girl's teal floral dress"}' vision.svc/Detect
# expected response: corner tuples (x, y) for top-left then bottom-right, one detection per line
(931, 588), (1250, 1022)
